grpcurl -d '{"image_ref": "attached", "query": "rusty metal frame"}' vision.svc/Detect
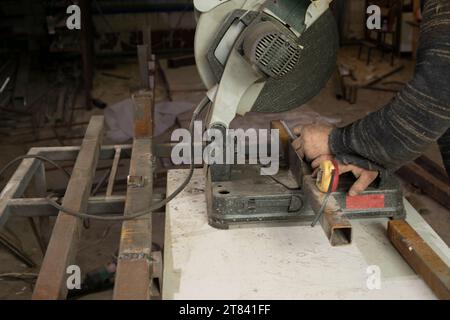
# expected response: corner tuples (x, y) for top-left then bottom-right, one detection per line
(6, 34), (156, 299)
(0, 33), (164, 299)
(0, 145), (133, 227)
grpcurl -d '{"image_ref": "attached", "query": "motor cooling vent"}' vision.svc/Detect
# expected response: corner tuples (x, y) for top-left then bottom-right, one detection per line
(254, 32), (301, 78)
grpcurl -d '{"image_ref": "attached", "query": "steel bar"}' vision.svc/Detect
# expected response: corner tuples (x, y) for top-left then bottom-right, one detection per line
(114, 50), (154, 299)
(138, 45), (151, 89)
(106, 147), (122, 197)
(8, 196), (125, 217)
(0, 143), (171, 164)
(7, 195), (163, 218)
(132, 91), (154, 138)
(0, 233), (36, 268)
(113, 138), (153, 300)
(32, 116), (104, 300)
(388, 220), (450, 300)
(303, 176), (352, 246)
(91, 169), (111, 196)
(30, 145), (131, 161)
(34, 160), (50, 254)
(0, 148), (41, 227)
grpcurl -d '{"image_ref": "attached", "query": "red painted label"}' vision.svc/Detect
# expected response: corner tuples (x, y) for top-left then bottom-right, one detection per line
(346, 194), (385, 210)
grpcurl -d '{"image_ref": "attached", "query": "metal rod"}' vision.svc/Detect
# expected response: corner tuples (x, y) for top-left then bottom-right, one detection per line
(7, 195), (163, 218)
(0, 233), (36, 268)
(106, 147), (122, 197)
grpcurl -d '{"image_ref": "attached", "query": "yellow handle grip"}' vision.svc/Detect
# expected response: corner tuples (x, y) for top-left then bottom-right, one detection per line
(316, 160), (336, 193)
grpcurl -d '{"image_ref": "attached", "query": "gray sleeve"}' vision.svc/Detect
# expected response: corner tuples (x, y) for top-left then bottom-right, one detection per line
(329, 0), (450, 172)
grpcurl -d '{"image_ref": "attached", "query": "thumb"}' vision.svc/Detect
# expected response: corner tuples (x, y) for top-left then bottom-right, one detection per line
(293, 126), (303, 136)
(348, 170), (379, 196)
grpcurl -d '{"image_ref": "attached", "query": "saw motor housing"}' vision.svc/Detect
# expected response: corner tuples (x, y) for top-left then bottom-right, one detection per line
(195, 0), (339, 128)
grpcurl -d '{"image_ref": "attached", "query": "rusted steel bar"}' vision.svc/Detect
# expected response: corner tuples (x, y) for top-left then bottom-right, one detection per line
(114, 49), (155, 300)
(32, 116), (104, 300)
(303, 176), (352, 246)
(132, 91), (154, 138)
(388, 220), (450, 300)
(113, 138), (153, 300)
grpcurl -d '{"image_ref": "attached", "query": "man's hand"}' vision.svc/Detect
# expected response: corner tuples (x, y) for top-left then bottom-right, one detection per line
(292, 124), (332, 161)
(311, 155), (379, 196)
(291, 123), (379, 196)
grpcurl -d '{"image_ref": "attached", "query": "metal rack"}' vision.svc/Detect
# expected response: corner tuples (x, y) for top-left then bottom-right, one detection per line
(0, 35), (159, 300)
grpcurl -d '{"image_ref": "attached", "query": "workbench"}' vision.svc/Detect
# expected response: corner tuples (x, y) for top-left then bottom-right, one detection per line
(163, 170), (450, 300)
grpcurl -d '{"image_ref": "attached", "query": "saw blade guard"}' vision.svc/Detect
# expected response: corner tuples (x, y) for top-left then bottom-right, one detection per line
(194, 0), (338, 128)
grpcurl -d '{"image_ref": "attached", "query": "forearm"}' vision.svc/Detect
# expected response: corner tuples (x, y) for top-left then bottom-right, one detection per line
(329, 0), (450, 171)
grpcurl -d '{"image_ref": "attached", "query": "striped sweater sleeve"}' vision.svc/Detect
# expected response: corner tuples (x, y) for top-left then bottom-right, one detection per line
(329, 0), (450, 172)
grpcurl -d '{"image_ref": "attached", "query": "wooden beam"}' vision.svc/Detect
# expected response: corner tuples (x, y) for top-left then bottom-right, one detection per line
(32, 116), (104, 300)
(388, 220), (450, 300)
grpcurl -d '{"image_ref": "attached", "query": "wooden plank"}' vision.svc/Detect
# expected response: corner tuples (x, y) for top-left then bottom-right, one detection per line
(388, 220), (450, 300)
(32, 116), (104, 300)
(396, 162), (450, 209)
(113, 138), (153, 300)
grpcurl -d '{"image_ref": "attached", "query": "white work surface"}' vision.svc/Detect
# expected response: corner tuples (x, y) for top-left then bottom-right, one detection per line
(163, 170), (450, 300)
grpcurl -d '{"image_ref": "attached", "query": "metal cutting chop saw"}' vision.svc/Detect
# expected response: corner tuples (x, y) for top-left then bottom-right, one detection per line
(193, 0), (405, 231)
